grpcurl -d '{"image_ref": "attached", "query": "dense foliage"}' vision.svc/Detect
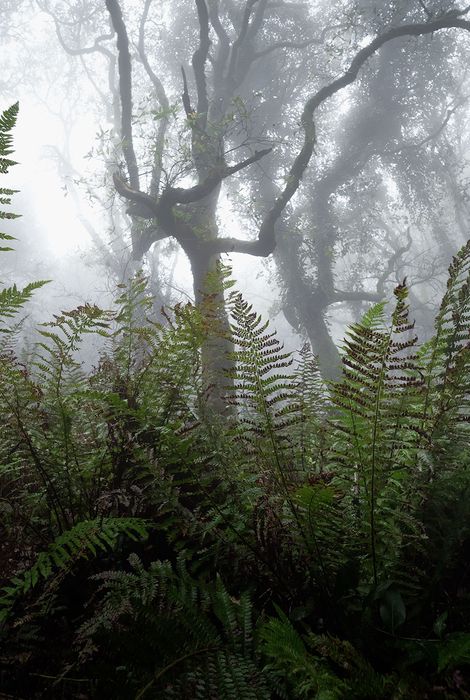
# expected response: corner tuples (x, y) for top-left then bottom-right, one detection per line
(0, 106), (469, 699)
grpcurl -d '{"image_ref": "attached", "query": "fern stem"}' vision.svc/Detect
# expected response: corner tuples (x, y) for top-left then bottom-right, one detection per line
(135, 645), (220, 699)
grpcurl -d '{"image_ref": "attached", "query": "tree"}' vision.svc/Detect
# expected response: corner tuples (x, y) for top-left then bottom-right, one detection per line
(32, 0), (470, 395)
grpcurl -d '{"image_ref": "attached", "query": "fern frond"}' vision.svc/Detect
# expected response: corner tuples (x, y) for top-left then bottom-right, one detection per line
(0, 102), (49, 335)
(227, 291), (299, 477)
(260, 611), (346, 699)
(420, 240), (470, 449)
(330, 282), (424, 585)
(0, 517), (149, 624)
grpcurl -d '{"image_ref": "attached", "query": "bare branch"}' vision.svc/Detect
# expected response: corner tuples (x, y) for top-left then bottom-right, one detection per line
(105, 0), (140, 190)
(138, 0), (170, 198)
(54, 25), (114, 58)
(209, 15), (470, 258)
(181, 66), (194, 117)
(391, 99), (466, 154)
(207, 0), (230, 51)
(138, 0), (169, 111)
(113, 173), (160, 217)
(39, 2), (114, 58)
(418, 0), (432, 19)
(192, 0), (210, 128)
(226, 0), (259, 80)
(253, 37), (321, 59)
(167, 147), (272, 204)
(376, 228), (413, 297)
(252, 23), (348, 59)
(332, 289), (382, 303)
(114, 148), (272, 212)
(246, 0), (269, 41)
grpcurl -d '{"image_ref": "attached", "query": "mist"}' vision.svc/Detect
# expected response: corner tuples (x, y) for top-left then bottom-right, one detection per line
(3, 0), (468, 375)
(1, 1), (470, 697)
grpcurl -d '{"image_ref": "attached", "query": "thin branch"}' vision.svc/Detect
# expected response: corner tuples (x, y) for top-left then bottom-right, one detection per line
(138, 0), (169, 111)
(376, 227), (413, 297)
(332, 289), (382, 303)
(39, 2), (114, 59)
(252, 22), (348, 59)
(114, 147), (272, 213)
(105, 0), (140, 190)
(54, 24), (114, 58)
(164, 147), (272, 204)
(209, 14), (470, 258)
(181, 66), (194, 117)
(253, 37), (321, 59)
(418, 0), (432, 19)
(246, 0), (269, 41)
(391, 100), (466, 154)
(208, 0), (230, 51)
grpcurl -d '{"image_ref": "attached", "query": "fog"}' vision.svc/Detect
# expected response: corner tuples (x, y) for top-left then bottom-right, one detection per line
(3, 3), (470, 695)
(2, 0), (470, 376)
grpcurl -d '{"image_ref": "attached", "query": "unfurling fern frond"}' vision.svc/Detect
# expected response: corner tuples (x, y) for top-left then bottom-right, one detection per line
(0, 517), (149, 624)
(330, 281), (424, 585)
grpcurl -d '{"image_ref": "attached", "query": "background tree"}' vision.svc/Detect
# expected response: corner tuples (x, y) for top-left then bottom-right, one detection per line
(7, 0), (470, 388)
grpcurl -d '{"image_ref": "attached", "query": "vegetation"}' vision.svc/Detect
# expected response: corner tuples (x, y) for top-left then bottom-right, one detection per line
(0, 104), (469, 698)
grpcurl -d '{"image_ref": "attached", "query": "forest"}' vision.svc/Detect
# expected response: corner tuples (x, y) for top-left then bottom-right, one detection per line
(1, 0), (470, 697)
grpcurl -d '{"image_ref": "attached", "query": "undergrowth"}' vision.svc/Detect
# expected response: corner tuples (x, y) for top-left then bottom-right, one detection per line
(0, 104), (469, 699)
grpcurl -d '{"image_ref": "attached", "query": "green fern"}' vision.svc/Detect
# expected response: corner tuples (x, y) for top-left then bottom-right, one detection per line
(0, 517), (149, 624)
(291, 343), (328, 474)
(0, 102), (19, 174)
(330, 281), (424, 586)
(419, 240), (470, 448)
(77, 555), (270, 699)
(259, 610), (346, 699)
(0, 102), (48, 333)
(226, 291), (299, 476)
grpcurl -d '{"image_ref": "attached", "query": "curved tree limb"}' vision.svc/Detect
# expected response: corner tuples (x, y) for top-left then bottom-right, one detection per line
(105, 0), (140, 191)
(138, 0), (169, 111)
(209, 14), (470, 258)
(111, 11), (470, 262)
(114, 147), (272, 212)
(138, 0), (170, 198)
(376, 227), (413, 297)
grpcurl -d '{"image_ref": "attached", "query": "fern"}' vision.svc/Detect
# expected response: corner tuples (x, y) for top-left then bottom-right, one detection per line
(259, 610), (346, 699)
(0, 517), (149, 624)
(330, 281), (424, 587)
(0, 102), (19, 174)
(291, 343), (328, 474)
(419, 240), (470, 450)
(227, 291), (299, 476)
(0, 102), (48, 334)
(77, 555), (270, 699)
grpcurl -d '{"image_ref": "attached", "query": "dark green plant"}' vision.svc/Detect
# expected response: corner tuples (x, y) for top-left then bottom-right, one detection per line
(0, 169), (469, 697)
